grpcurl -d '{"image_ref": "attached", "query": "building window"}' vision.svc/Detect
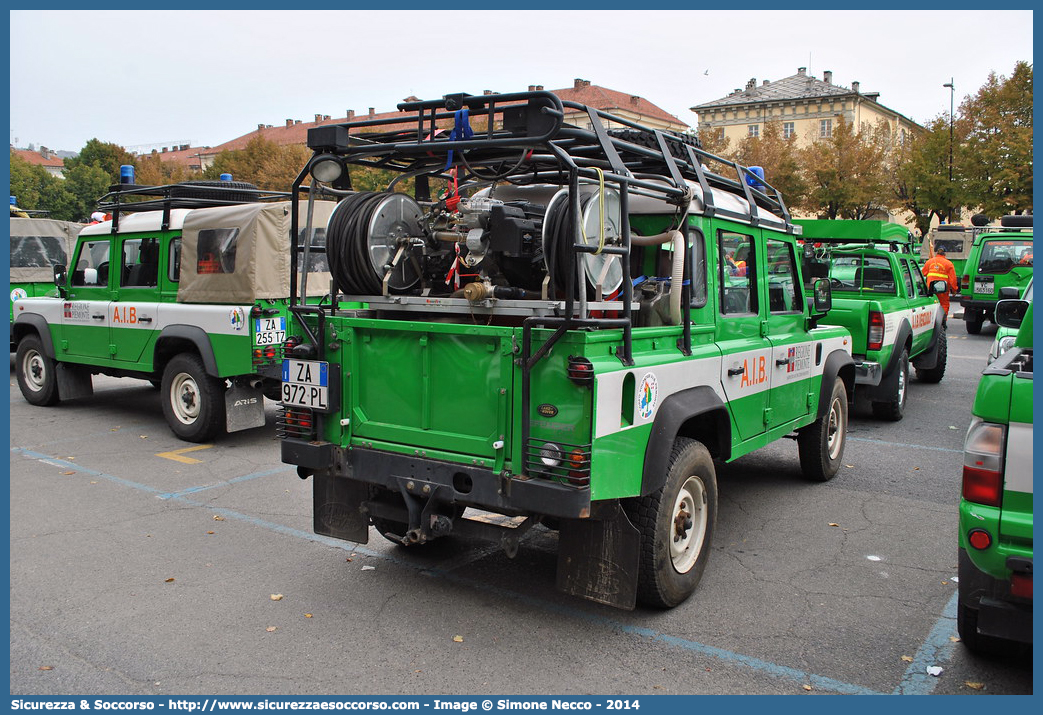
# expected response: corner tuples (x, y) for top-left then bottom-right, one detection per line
(783, 122), (795, 139)
(748, 124), (760, 138)
(900, 128), (907, 146)
(820, 119), (833, 138)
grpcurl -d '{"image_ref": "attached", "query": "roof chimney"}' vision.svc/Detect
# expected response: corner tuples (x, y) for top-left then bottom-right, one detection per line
(483, 89), (493, 95)
(528, 85), (535, 91)
(180, 144), (189, 151)
(286, 119), (294, 127)
(630, 95), (640, 105)
(347, 110), (355, 119)
(295, 119), (301, 124)
(258, 123), (265, 130)
(823, 70), (832, 84)
(314, 114), (322, 123)
(762, 80), (769, 86)
(536, 85), (543, 91)
(162, 147), (167, 153)
(745, 78), (756, 91)
(574, 78), (590, 89)
(323, 115), (330, 121)
(797, 67), (807, 76)
(368, 107), (375, 118)
(852, 81), (860, 93)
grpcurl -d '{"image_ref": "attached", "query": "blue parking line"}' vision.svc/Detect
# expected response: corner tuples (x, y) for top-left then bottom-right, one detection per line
(14, 445), (962, 695)
(893, 591), (959, 694)
(157, 466), (294, 500)
(849, 437), (964, 454)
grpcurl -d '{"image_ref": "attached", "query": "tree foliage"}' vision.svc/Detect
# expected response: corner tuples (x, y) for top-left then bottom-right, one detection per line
(202, 136), (311, 190)
(135, 152), (197, 186)
(63, 138), (136, 183)
(798, 117), (891, 219)
(732, 120), (808, 210)
(958, 61), (1032, 216)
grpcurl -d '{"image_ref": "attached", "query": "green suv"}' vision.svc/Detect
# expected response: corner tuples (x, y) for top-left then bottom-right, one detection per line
(957, 291), (1033, 654)
(958, 215), (1032, 334)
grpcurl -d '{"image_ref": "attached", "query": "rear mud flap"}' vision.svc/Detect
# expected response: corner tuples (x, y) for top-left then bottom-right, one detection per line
(313, 470), (370, 544)
(225, 384), (265, 433)
(56, 363), (93, 400)
(556, 502), (640, 610)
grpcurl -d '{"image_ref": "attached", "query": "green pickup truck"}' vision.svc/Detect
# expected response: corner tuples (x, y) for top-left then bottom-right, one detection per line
(12, 181), (338, 442)
(958, 291), (1033, 655)
(278, 90), (854, 610)
(797, 222), (947, 421)
(957, 215), (1033, 334)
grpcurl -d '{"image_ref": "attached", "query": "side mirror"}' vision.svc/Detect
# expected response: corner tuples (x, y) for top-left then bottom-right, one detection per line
(929, 279), (947, 295)
(53, 264), (68, 298)
(808, 277), (832, 318)
(994, 299), (1029, 329)
(999, 286), (1020, 299)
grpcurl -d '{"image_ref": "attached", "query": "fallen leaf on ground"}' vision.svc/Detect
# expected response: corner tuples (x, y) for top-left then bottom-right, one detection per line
(213, 515), (225, 521)
(345, 557), (353, 562)
(266, 626), (277, 632)
(62, 471), (75, 475)
(844, 464), (854, 468)
(964, 682), (984, 690)
(452, 635), (464, 643)
(901, 655), (914, 663)
(304, 613), (313, 618)
(206, 531), (215, 535)
(38, 666), (53, 671)
(828, 522), (840, 527)
(90, 481), (98, 485)
(140, 435), (148, 439)
(270, 594), (284, 601)
(949, 636), (961, 643)
(802, 684), (812, 691)
(913, 467), (920, 471)
(164, 578), (175, 583)
(948, 426), (957, 430)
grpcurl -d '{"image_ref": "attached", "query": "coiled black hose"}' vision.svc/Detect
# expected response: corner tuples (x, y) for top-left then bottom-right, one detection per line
(326, 191), (391, 295)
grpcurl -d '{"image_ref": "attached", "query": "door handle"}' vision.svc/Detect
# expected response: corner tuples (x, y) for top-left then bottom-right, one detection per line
(91, 314), (105, 320)
(137, 317), (153, 323)
(727, 365), (745, 376)
(775, 357), (790, 367)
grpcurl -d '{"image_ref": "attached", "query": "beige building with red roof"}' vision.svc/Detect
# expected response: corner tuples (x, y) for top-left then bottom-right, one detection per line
(11, 147), (65, 178)
(198, 80), (690, 169)
(137, 144), (207, 172)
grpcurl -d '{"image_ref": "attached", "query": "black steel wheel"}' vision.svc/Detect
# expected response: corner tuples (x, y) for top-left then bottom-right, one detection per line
(16, 334), (60, 406)
(161, 353), (226, 442)
(872, 349), (908, 421)
(629, 438), (717, 608)
(798, 377), (848, 481)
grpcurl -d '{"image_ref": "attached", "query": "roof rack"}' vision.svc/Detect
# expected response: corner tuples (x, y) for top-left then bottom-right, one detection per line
(96, 182), (291, 232)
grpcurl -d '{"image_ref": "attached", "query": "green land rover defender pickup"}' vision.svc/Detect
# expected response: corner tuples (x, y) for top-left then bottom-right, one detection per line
(958, 292), (1033, 654)
(958, 215), (1033, 334)
(278, 90), (855, 609)
(797, 221), (947, 421)
(12, 181), (338, 442)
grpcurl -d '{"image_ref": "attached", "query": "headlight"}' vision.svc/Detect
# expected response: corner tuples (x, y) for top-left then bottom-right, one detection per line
(310, 155), (344, 183)
(987, 335), (1017, 364)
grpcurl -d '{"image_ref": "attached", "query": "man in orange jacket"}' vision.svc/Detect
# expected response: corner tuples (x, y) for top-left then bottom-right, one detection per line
(922, 245), (959, 325)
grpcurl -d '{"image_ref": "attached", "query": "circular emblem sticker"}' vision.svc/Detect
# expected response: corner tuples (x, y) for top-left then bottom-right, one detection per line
(10, 288), (28, 302)
(229, 307), (246, 331)
(638, 372), (658, 420)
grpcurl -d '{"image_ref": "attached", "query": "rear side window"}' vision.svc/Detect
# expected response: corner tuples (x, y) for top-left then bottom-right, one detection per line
(718, 231), (756, 314)
(766, 238), (802, 312)
(197, 228), (239, 274)
(10, 235), (67, 268)
(689, 229), (707, 308)
(978, 240), (1032, 274)
(169, 238), (181, 282)
(899, 260), (915, 297)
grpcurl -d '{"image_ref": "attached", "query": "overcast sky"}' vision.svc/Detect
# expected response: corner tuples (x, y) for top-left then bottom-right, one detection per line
(9, 9), (1034, 154)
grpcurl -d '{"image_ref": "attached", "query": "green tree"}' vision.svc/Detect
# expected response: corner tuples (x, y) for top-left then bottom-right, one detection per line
(63, 138), (137, 183)
(203, 136), (311, 190)
(60, 162), (112, 222)
(958, 61), (1032, 216)
(889, 116), (965, 235)
(135, 152), (198, 186)
(9, 153), (58, 211)
(799, 117), (892, 219)
(732, 120), (808, 210)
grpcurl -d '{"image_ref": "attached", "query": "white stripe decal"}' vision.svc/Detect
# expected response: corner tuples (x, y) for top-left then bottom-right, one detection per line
(1005, 422), (1033, 494)
(15, 298), (253, 337)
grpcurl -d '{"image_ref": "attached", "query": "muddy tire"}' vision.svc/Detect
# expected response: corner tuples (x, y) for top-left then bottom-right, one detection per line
(966, 313), (983, 335)
(629, 438), (717, 608)
(161, 353), (226, 443)
(872, 349), (909, 421)
(798, 377), (848, 481)
(16, 335), (60, 406)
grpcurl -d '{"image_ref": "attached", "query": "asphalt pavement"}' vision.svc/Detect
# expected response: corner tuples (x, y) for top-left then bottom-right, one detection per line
(8, 321), (1033, 696)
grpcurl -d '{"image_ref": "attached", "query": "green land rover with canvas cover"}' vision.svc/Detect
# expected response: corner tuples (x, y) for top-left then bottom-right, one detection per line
(9, 214), (83, 350)
(797, 220), (948, 421)
(278, 90), (854, 609)
(958, 290), (1033, 654)
(958, 215), (1033, 334)
(12, 180), (338, 442)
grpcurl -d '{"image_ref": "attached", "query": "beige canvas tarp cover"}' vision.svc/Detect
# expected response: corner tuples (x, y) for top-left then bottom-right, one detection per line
(178, 200), (335, 304)
(9, 217), (83, 282)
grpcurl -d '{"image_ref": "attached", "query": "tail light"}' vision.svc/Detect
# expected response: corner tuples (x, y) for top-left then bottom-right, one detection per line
(961, 275), (970, 290)
(1011, 572), (1033, 599)
(567, 356), (595, 386)
(962, 418), (1005, 507)
(867, 311), (884, 351)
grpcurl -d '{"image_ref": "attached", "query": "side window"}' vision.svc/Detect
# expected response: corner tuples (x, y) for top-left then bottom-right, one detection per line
(10, 235), (67, 268)
(766, 238), (803, 313)
(298, 227), (329, 274)
(121, 237), (159, 287)
(169, 238), (182, 282)
(688, 229), (707, 308)
(899, 260), (915, 297)
(912, 263), (929, 296)
(197, 228), (240, 274)
(71, 240), (110, 287)
(718, 231), (756, 315)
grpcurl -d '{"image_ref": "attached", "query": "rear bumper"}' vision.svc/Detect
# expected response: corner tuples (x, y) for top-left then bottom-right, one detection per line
(283, 439), (592, 519)
(853, 360), (882, 386)
(959, 297), (997, 313)
(958, 548), (1033, 644)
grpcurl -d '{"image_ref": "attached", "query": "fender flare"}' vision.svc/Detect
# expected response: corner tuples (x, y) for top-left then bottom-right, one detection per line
(154, 325), (220, 376)
(640, 386), (731, 497)
(881, 321), (913, 380)
(12, 314), (56, 358)
(813, 349), (856, 421)
(912, 309), (945, 370)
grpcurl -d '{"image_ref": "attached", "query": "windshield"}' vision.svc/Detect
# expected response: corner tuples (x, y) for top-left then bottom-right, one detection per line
(978, 239), (1032, 275)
